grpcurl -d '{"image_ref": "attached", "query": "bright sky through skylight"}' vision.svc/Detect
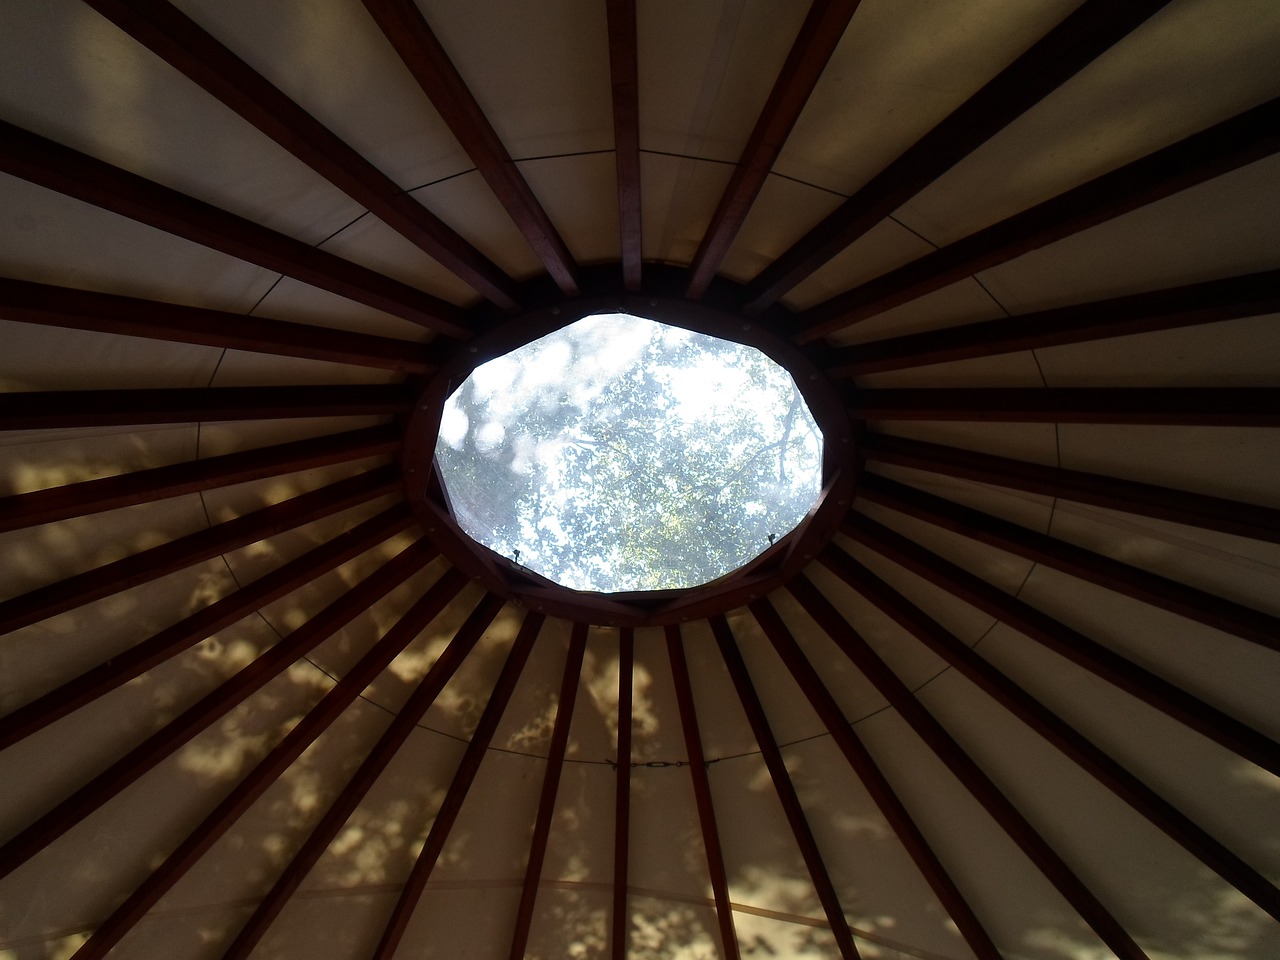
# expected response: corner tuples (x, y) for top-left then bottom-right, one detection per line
(434, 314), (823, 592)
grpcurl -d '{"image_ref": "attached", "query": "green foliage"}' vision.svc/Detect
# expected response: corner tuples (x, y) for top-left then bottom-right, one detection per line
(434, 315), (823, 592)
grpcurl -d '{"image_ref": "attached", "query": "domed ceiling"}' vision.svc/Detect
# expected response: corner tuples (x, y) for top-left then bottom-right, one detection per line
(1, 1), (1278, 959)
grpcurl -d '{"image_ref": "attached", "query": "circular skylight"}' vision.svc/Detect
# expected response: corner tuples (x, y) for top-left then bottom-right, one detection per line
(433, 314), (824, 592)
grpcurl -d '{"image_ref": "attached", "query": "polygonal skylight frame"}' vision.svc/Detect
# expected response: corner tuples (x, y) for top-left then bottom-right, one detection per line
(433, 312), (825, 594)
(402, 292), (857, 627)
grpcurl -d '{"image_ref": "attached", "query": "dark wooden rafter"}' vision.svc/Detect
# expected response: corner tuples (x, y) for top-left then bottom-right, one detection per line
(820, 269), (1280, 376)
(793, 96), (1280, 342)
(0, 466), (400, 637)
(666, 624), (742, 960)
(507, 623), (589, 960)
(860, 432), (1280, 543)
(363, 0), (580, 296)
(247, 595), (517, 960)
(846, 387), (1280, 426)
(844, 513), (1280, 775)
(0, 540), (443, 880)
(611, 627), (635, 960)
(684, 0), (859, 299)
(707, 615), (861, 960)
(0, 383), (410, 430)
(81, 0), (519, 311)
(0, 503), (414, 751)
(0, 424), (400, 534)
(786, 576), (1152, 960)
(857, 473), (1280, 651)
(819, 546), (1280, 921)
(69, 569), (470, 960)
(0, 120), (473, 338)
(0, 277), (442, 374)
(744, 0), (1174, 312)
(606, 0), (642, 291)
(748, 599), (1003, 960)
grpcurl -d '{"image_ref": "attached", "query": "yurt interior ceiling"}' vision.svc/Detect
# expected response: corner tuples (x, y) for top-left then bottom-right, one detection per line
(1, 1), (1278, 959)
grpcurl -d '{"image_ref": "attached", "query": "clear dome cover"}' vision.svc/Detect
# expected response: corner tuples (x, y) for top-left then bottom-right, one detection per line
(434, 314), (824, 592)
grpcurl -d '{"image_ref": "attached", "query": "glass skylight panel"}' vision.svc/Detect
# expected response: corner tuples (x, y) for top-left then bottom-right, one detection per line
(434, 314), (824, 592)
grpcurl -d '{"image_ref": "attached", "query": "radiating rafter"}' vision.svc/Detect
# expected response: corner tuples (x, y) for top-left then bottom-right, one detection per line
(859, 432), (1280, 543)
(606, 0), (642, 291)
(666, 624), (742, 960)
(0, 383), (410, 430)
(363, 0), (581, 295)
(0, 503), (414, 751)
(819, 546), (1280, 920)
(708, 615), (861, 959)
(68, 570), (471, 960)
(506, 622), (589, 960)
(0, 277), (442, 373)
(856, 473), (1280, 651)
(612, 627), (635, 960)
(0, 120), (473, 338)
(787, 576), (1153, 960)
(846, 387), (1280, 426)
(0, 541), (445, 880)
(743, 0), (1173, 313)
(247, 595), (517, 960)
(844, 514), (1280, 778)
(793, 96), (1280, 342)
(844, 512), (1280, 776)
(81, 0), (520, 311)
(0, 424), (400, 534)
(0, 465), (400, 637)
(749, 599), (1003, 960)
(684, 0), (859, 299)
(820, 268), (1280, 376)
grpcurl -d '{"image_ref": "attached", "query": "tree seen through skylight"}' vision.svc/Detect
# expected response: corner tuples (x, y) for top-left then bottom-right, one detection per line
(434, 314), (823, 592)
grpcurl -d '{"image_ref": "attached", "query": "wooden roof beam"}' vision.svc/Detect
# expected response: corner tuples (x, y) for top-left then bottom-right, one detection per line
(685, 0), (860, 299)
(859, 432), (1280, 543)
(505, 623), (589, 960)
(0, 465), (401, 637)
(0, 503), (414, 751)
(666, 624), (742, 960)
(611, 627), (635, 960)
(81, 0), (521, 311)
(237, 595), (516, 960)
(794, 96), (1280, 342)
(0, 276), (442, 374)
(844, 512), (1280, 776)
(821, 268), (1280, 376)
(606, 0), (642, 291)
(0, 424), (400, 534)
(749, 599), (1003, 959)
(0, 541), (445, 880)
(708, 615), (861, 959)
(0, 120), (473, 338)
(0, 383), (410, 430)
(68, 569), (471, 960)
(744, 0), (1173, 312)
(363, 0), (581, 296)
(847, 387), (1280, 426)
(856, 473), (1280, 651)
(786, 576), (1152, 960)
(819, 546), (1280, 921)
